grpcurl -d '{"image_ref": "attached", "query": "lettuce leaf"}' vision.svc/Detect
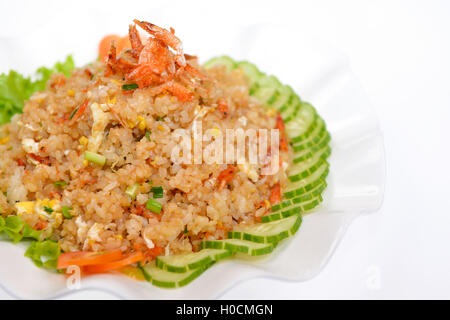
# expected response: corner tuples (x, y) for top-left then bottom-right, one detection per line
(0, 215), (60, 269)
(25, 240), (60, 269)
(0, 55), (75, 125)
(22, 224), (42, 241)
(0, 56), (72, 267)
(3, 215), (25, 243)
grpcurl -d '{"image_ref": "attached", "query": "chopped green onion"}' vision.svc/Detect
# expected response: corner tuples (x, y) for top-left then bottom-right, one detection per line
(147, 180), (153, 185)
(61, 206), (73, 219)
(122, 83), (139, 91)
(126, 183), (140, 200)
(145, 130), (151, 141)
(151, 186), (163, 198)
(43, 206), (53, 214)
(53, 181), (68, 188)
(183, 226), (188, 234)
(156, 116), (166, 121)
(146, 198), (162, 214)
(84, 151), (106, 166)
(69, 106), (80, 120)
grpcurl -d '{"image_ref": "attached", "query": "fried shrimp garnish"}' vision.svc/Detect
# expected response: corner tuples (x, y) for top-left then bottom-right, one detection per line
(100, 20), (207, 102)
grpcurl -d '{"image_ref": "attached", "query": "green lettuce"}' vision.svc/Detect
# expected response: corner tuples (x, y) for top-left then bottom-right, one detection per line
(0, 215), (60, 269)
(2, 215), (25, 243)
(0, 55), (75, 125)
(25, 240), (60, 269)
(0, 56), (74, 269)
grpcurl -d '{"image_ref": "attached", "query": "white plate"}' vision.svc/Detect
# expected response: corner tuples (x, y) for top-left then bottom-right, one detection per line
(0, 23), (385, 299)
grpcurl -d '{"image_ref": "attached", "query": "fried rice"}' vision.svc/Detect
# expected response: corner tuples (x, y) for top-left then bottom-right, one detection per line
(0, 22), (291, 258)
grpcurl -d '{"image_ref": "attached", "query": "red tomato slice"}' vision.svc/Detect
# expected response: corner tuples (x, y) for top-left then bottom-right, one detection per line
(98, 34), (132, 62)
(82, 251), (144, 274)
(57, 249), (123, 269)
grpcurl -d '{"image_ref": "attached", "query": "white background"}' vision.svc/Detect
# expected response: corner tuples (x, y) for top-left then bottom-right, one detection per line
(0, 0), (449, 299)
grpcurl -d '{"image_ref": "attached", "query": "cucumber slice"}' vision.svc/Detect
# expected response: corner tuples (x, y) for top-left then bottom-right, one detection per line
(271, 85), (294, 111)
(271, 181), (327, 213)
(293, 133), (331, 164)
(200, 238), (275, 256)
(155, 248), (232, 273)
(236, 61), (264, 84)
(284, 103), (304, 123)
(288, 159), (327, 183)
(228, 214), (302, 243)
(291, 116), (324, 148)
(284, 102), (317, 139)
(292, 126), (328, 153)
(279, 92), (299, 114)
(288, 146), (331, 181)
(262, 195), (323, 223)
(280, 99), (302, 123)
(284, 162), (329, 199)
(288, 114), (319, 144)
(252, 76), (283, 107)
(252, 86), (278, 106)
(203, 56), (236, 70)
(142, 261), (213, 288)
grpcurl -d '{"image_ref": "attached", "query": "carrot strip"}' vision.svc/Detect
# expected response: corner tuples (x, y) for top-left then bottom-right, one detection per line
(276, 113), (288, 152)
(269, 182), (281, 205)
(82, 251), (144, 274)
(57, 249), (123, 269)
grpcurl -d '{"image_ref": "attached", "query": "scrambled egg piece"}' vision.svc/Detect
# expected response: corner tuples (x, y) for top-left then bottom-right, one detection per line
(21, 138), (39, 153)
(15, 201), (35, 216)
(0, 136), (10, 145)
(237, 116), (248, 126)
(79, 136), (89, 146)
(210, 127), (221, 137)
(15, 199), (63, 228)
(87, 103), (111, 153)
(137, 116), (146, 130)
(238, 162), (259, 182)
(87, 223), (103, 242)
(75, 216), (88, 241)
(35, 199), (59, 219)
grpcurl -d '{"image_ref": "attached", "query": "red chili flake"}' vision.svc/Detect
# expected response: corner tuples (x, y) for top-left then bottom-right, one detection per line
(70, 99), (89, 121)
(132, 204), (161, 221)
(217, 165), (236, 191)
(56, 114), (69, 124)
(216, 99), (229, 117)
(51, 76), (66, 88)
(15, 158), (26, 167)
(28, 153), (49, 165)
(34, 221), (48, 231)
